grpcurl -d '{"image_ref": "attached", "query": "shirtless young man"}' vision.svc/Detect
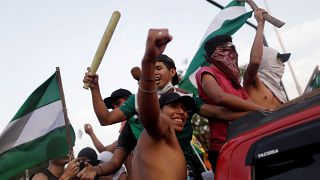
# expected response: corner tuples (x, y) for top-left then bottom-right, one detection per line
(82, 38), (247, 179)
(133, 28), (194, 180)
(243, 10), (291, 109)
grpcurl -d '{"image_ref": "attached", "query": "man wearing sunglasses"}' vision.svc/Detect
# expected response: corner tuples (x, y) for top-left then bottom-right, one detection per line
(195, 8), (268, 172)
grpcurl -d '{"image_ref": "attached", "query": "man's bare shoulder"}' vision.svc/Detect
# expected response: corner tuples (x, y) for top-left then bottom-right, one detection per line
(31, 173), (49, 180)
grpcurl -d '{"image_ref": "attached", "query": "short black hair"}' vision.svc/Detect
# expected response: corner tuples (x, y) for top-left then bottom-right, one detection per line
(155, 54), (179, 85)
(155, 54), (176, 69)
(204, 35), (232, 58)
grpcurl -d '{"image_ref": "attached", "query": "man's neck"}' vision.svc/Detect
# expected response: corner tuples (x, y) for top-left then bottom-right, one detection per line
(157, 82), (174, 94)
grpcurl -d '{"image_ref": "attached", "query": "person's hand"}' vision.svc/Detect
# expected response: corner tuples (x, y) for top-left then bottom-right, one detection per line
(144, 28), (172, 60)
(83, 67), (99, 89)
(77, 162), (97, 180)
(60, 158), (79, 179)
(264, 108), (275, 113)
(84, 124), (94, 135)
(254, 8), (267, 25)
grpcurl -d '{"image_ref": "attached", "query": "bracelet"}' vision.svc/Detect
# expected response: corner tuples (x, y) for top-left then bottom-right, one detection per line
(139, 85), (157, 94)
(97, 165), (104, 175)
(140, 76), (156, 81)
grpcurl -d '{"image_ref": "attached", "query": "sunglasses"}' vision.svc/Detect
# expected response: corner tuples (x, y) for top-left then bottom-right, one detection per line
(112, 97), (128, 107)
(112, 99), (122, 106)
(219, 43), (236, 51)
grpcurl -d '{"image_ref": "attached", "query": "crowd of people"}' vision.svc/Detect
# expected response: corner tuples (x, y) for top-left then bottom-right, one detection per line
(30, 8), (292, 180)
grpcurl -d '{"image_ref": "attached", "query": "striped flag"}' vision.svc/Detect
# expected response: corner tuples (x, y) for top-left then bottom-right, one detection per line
(310, 71), (320, 90)
(0, 69), (75, 179)
(304, 66), (320, 94)
(179, 0), (252, 95)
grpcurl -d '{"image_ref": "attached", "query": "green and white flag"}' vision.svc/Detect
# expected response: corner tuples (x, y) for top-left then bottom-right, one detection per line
(0, 69), (75, 179)
(310, 71), (320, 90)
(304, 66), (320, 94)
(179, 0), (252, 95)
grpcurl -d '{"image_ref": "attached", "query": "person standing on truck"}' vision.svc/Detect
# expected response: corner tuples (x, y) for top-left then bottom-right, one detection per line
(195, 8), (268, 172)
(243, 45), (291, 109)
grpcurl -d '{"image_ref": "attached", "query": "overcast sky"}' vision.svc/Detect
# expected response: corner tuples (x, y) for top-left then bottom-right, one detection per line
(1, 0), (319, 156)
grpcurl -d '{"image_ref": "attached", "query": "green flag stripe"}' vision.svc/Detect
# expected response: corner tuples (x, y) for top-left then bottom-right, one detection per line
(225, 0), (245, 8)
(310, 72), (320, 89)
(0, 125), (75, 179)
(11, 73), (60, 121)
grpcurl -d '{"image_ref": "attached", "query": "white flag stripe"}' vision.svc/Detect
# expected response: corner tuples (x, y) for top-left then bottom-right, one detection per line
(189, 67), (201, 88)
(201, 6), (247, 43)
(12, 101), (65, 148)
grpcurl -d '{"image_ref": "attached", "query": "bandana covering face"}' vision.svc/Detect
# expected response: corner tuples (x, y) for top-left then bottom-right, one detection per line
(209, 46), (241, 88)
(258, 46), (287, 103)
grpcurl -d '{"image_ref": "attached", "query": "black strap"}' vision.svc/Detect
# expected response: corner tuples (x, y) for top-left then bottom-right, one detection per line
(30, 169), (58, 180)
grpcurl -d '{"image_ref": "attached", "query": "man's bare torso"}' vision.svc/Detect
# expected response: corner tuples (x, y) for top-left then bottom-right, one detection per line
(245, 81), (281, 109)
(130, 129), (186, 180)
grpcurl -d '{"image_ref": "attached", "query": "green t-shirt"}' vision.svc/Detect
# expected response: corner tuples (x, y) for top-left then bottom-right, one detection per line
(119, 94), (204, 170)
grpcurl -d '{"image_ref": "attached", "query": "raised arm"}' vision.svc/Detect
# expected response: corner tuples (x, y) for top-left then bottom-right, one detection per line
(83, 69), (127, 126)
(138, 29), (172, 139)
(201, 73), (264, 111)
(84, 124), (115, 153)
(243, 8), (266, 86)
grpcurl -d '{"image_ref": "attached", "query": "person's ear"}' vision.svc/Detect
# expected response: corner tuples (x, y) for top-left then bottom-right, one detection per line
(170, 68), (176, 79)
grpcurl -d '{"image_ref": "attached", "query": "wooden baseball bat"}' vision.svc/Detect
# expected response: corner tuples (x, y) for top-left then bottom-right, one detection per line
(83, 11), (121, 89)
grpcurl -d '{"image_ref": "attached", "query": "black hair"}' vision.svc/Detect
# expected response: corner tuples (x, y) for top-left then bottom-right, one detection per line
(155, 54), (179, 85)
(155, 54), (176, 69)
(204, 35), (232, 58)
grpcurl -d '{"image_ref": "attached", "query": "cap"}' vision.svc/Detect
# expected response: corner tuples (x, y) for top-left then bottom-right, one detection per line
(159, 92), (195, 111)
(77, 147), (101, 166)
(277, 52), (291, 63)
(104, 88), (132, 109)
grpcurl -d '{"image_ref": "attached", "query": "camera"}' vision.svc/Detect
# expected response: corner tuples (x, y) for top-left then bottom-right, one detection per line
(79, 161), (85, 171)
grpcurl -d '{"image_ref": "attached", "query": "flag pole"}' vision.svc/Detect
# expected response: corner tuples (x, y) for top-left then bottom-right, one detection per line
(55, 67), (74, 160)
(190, 142), (208, 171)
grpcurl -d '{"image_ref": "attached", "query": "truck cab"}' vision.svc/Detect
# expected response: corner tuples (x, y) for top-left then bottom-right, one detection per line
(215, 89), (320, 180)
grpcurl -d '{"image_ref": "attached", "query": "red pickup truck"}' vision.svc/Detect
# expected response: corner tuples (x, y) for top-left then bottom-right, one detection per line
(215, 89), (320, 180)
